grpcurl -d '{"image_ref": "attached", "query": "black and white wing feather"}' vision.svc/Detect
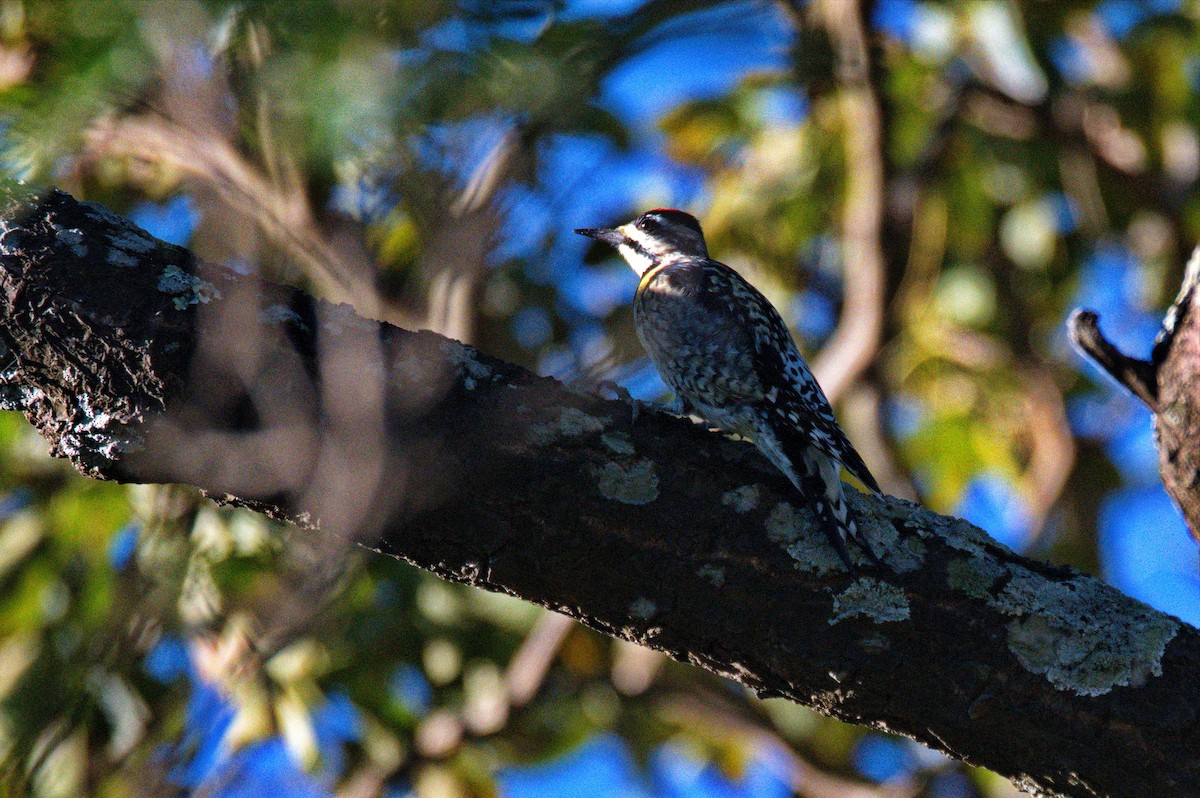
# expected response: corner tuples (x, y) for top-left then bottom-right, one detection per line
(713, 264), (881, 494)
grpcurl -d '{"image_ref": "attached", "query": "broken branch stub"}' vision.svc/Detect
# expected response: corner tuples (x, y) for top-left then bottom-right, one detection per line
(1068, 245), (1200, 542)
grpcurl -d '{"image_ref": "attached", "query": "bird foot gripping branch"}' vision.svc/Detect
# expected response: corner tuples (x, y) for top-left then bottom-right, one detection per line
(590, 379), (693, 430)
(577, 209), (884, 573)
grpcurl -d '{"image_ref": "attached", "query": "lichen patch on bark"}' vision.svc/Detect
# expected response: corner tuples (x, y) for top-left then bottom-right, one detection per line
(527, 407), (607, 447)
(590, 459), (658, 505)
(721, 484), (761, 513)
(995, 567), (1180, 696)
(946, 556), (1006, 599)
(829, 578), (911, 625)
(765, 501), (847, 574)
(157, 264), (221, 310)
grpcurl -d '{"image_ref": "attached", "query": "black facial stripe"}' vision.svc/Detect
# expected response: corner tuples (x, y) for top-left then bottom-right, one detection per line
(627, 237), (656, 261)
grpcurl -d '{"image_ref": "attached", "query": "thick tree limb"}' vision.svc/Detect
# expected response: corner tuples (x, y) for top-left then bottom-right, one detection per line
(1069, 245), (1200, 542)
(2, 186), (1199, 798)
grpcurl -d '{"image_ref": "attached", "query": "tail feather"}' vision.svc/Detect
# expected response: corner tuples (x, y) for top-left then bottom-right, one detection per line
(748, 417), (881, 572)
(800, 447), (880, 573)
(838, 446), (882, 496)
(814, 485), (857, 574)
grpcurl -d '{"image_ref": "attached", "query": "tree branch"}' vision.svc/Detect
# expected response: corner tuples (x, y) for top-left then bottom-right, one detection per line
(1067, 309), (1158, 410)
(1150, 247), (1200, 543)
(2, 186), (1199, 797)
(809, 0), (887, 404)
(1069, 244), (1200, 542)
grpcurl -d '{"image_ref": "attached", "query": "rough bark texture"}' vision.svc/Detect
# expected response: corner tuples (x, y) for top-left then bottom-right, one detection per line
(1, 185), (1199, 798)
(1069, 246), (1200, 543)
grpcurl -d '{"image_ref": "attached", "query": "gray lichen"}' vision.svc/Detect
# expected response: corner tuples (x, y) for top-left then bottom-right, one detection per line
(438, 338), (498, 391)
(460, 354), (493, 391)
(527, 407), (607, 447)
(82, 201), (156, 254)
(319, 301), (372, 337)
(721, 484), (761, 514)
(764, 501), (847, 574)
(829, 578), (910, 625)
(600, 432), (635, 456)
(764, 502), (800, 547)
(630, 597), (657, 619)
(946, 556), (1006, 599)
(107, 249), (137, 267)
(883, 498), (997, 560)
(591, 459), (658, 505)
(756, 491), (920, 574)
(869, 499), (1181, 696)
(936, 513), (996, 557)
(994, 566), (1180, 696)
(157, 265), (221, 310)
(847, 492), (922, 572)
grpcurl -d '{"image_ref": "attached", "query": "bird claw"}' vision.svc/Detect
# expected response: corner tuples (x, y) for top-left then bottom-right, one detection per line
(593, 379), (633, 403)
(634, 395), (693, 425)
(592, 381), (696, 428)
(592, 380), (641, 426)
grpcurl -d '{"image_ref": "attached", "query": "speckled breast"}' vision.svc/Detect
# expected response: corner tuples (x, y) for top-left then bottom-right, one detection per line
(633, 265), (763, 409)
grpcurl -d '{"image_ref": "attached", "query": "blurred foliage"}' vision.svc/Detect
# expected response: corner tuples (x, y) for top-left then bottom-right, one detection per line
(0, 0), (1198, 796)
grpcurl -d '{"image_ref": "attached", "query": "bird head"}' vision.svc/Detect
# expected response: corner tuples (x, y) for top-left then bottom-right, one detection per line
(575, 208), (708, 276)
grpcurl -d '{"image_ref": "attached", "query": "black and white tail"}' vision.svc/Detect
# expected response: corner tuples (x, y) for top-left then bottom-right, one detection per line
(750, 416), (882, 573)
(798, 447), (882, 574)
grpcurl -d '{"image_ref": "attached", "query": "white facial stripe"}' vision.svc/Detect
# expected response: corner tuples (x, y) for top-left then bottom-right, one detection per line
(617, 242), (655, 276)
(620, 224), (671, 255)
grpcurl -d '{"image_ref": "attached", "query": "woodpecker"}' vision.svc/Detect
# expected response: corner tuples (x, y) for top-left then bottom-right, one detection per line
(576, 209), (883, 572)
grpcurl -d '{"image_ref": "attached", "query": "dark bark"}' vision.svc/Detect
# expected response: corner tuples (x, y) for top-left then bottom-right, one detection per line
(1069, 246), (1200, 543)
(2, 184), (1199, 798)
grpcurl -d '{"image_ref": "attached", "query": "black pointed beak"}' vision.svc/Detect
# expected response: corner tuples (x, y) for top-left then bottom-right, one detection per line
(574, 227), (624, 247)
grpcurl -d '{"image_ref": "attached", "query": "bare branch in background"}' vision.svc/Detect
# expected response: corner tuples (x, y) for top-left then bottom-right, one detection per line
(77, 38), (395, 325)
(916, 321), (1077, 544)
(1057, 147), (1111, 239)
(960, 83), (1193, 258)
(657, 692), (919, 798)
(85, 113), (390, 316)
(421, 125), (533, 343)
(657, 692), (912, 798)
(1018, 368), (1077, 545)
(840, 384), (917, 502)
(806, 0), (887, 405)
(961, 91), (1038, 141)
(505, 611), (575, 707)
(611, 640), (664, 696)
(888, 90), (1080, 542)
